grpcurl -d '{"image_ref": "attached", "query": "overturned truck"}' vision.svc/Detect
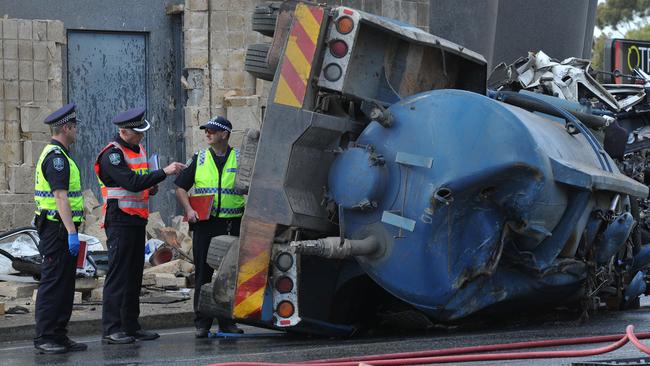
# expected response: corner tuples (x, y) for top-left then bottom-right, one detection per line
(199, 1), (650, 335)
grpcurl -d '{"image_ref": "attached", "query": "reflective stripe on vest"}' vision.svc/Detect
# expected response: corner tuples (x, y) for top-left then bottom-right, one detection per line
(94, 141), (150, 220)
(194, 148), (245, 218)
(34, 144), (85, 222)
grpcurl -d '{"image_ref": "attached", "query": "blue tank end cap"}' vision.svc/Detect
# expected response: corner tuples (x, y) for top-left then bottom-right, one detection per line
(328, 147), (386, 210)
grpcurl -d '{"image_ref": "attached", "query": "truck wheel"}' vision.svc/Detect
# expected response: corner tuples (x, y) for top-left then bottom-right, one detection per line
(252, 2), (280, 37)
(245, 43), (275, 81)
(198, 283), (222, 318)
(207, 235), (238, 270)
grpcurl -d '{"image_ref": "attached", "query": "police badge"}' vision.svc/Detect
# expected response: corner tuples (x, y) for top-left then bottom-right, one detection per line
(53, 157), (65, 171)
(109, 153), (121, 165)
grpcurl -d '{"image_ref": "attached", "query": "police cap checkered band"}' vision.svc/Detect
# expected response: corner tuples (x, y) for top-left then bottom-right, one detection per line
(44, 103), (77, 126)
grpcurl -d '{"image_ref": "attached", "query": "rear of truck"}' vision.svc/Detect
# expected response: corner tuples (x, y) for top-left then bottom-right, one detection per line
(197, 1), (487, 335)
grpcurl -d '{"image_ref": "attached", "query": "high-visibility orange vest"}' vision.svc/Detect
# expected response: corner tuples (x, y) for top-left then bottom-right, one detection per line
(94, 141), (150, 221)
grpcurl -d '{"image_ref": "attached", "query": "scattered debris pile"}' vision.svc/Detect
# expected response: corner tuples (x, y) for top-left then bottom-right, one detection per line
(0, 189), (196, 317)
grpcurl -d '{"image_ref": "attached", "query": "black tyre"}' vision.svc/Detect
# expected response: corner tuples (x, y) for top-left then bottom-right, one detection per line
(206, 235), (238, 270)
(245, 43), (275, 81)
(198, 283), (222, 318)
(252, 2), (280, 37)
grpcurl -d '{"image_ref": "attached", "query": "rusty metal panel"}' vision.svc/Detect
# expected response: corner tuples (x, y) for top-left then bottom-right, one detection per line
(67, 31), (147, 200)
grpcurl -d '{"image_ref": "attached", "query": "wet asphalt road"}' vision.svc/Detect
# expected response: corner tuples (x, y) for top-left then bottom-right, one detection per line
(4, 307), (650, 366)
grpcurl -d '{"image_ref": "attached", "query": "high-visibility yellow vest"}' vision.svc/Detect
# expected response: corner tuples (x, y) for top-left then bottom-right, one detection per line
(34, 144), (84, 222)
(194, 148), (245, 218)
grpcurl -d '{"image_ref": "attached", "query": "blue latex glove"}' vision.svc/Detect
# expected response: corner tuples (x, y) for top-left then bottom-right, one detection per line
(68, 233), (80, 256)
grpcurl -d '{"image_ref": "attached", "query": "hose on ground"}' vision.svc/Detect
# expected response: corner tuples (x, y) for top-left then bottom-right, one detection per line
(207, 325), (650, 366)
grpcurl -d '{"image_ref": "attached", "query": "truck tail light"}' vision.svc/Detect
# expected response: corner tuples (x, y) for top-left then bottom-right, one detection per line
(329, 40), (348, 58)
(275, 252), (293, 271)
(275, 276), (294, 293)
(336, 16), (354, 34)
(323, 63), (343, 81)
(277, 301), (295, 318)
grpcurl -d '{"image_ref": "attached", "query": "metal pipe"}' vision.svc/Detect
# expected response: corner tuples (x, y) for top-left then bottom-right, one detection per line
(291, 236), (379, 259)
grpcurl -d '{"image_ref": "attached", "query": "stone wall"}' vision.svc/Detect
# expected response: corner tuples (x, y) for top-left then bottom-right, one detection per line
(0, 18), (65, 232)
(182, 0), (430, 156)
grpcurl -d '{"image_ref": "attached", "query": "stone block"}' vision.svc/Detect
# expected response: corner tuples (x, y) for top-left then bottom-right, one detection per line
(33, 61), (47, 82)
(154, 273), (188, 288)
(33, 21), (47, 41)
(224, 95), (259, 108)
(0, 142), (21, 165)
(75, 277), (99, 292)
(0, 282), (38, 298)
(19, 104), (51, 133)
(19, 60), (33, 80)
(47, 41), (61, 63)
(33, 41), (47, 60)
(33, 81), (48, 102)
(90, 287), (103, 301)
(144, 259), (194, 275)
(227, 12), (246, 30)
(209, 0), (229, 11)
(0, 163), (7, 191)
(209, 47), (229, 70)
(4, 80), (18, 101)
(210, 11), (228, 32)
(0, 204), (13, 231)
(22, 132), (50, 142)
(5, 119), (20, 140)
(3, 39), (17, 59)
(23, 140), (48, 166)
(184, 47), (209, 69)
(2, 19), (18, 40)
(184, 28), (209, 50)
(227, 31), (245, 49)
(17, 20), (32, 40)
(18, 40), (32, 60)
(5, 104), (19, 125)
(225, 70), (245, 89)
(73, 291), (82, 304)
(382, 0), (401, 18)
(417, 2), (429, 27)
(186, 0), (208, 11)
(8, 165), (32, 194)
(184, 11), (208, 30)
(4, 60), (18, 81)
(184, 106), (210, 128)
(13, 202), (35, 227)
(48, 80), (63, 103)
(228, 49), (245, 70)
(228, 0), (250, 11)
(400, 1), (418, 25)
(19, 81), (34, 101)
(142, 273), (156, 286)
(46, 21), (65, 44)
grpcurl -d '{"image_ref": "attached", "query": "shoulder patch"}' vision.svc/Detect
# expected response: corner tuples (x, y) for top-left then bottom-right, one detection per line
(109, 153), (122, 165)
(53, 157), (65, 171)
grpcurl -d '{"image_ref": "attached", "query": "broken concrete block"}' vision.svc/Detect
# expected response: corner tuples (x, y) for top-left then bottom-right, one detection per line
(90, 287), (103, 301)
(142, 273), (156, 287)
(154, 273), (188, 288)
(0, 302), (5, 315)
(143, 259), (194, 275)
(75, 277), (98, 292)
(171, 215), (189, 235)
(73, 291), (82, 304)
(155, 227), (183, 248)
(146, 212), (165, 239)
(0, 282), (38, 298)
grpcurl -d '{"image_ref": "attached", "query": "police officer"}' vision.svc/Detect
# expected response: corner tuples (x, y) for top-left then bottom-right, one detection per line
(33, 103), (87, 354)
(95, 107), (185, 344)
(174, 116), (245, 338)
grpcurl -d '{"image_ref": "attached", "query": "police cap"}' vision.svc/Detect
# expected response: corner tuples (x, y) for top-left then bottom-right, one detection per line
(199, 116), (232, 133)
(44, 103), (77, 126)
(112, 107), (151, 132)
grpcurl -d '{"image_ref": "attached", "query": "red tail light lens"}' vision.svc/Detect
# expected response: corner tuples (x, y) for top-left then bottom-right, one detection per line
(336, 16), (354, 34)
(275, 276), (294, 293)
(277, 301), (295, 318)
(275, 252), (293, 272)
(329, 40), (348, 58)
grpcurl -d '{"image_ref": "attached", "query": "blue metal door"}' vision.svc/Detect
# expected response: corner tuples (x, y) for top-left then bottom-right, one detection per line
(67, 31), (147, 201)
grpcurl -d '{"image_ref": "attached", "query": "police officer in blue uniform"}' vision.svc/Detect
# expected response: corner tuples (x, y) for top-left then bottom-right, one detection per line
(33, 104), (87, 354)
(96, 107), (185, 344)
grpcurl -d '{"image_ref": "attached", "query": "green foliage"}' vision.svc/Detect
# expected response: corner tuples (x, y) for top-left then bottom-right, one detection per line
(596, 0), (650, 29)
(625, 23), (650, 40)
(591, 34), (608, 71)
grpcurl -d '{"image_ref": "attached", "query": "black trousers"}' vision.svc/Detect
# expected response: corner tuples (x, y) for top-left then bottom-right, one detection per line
(102, 223), (145, 336)
(34, 220), (77, 345)
(193, 217), (241, 331)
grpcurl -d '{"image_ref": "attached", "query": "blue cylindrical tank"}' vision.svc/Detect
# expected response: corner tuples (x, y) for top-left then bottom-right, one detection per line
(328, 89), (646, 321)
